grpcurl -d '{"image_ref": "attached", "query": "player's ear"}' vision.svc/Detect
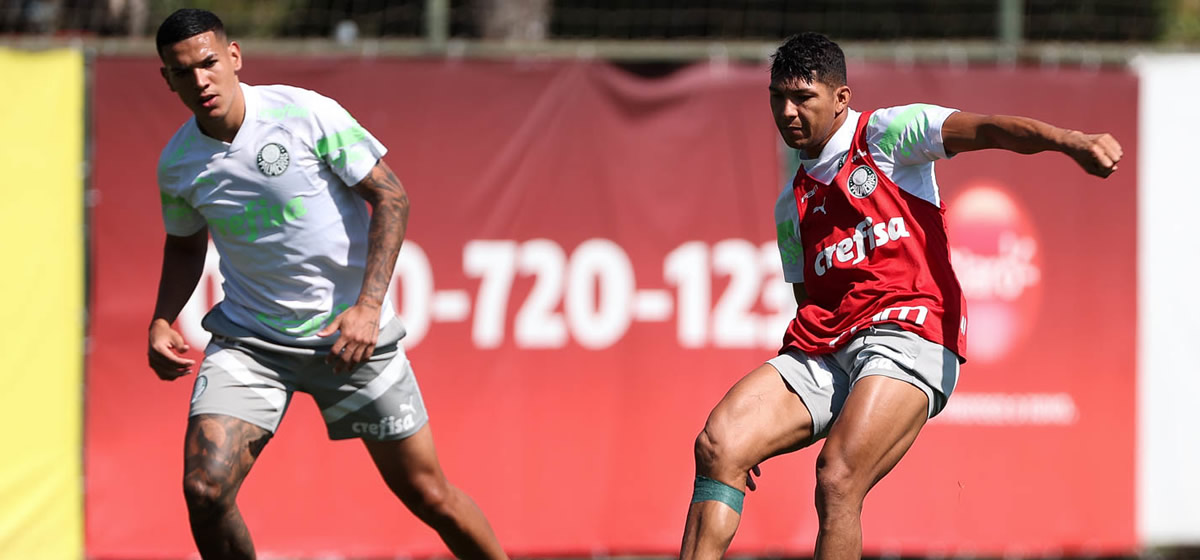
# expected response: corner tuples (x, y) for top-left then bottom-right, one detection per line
(834, 84), (851, 112)
(228, 41), (242, 73)
(160, 66), (176, 92)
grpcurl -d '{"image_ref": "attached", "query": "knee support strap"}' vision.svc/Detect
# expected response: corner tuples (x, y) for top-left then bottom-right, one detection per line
(691, 475), (744, 514)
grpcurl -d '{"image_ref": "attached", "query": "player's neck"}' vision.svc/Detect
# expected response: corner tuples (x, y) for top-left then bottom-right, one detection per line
(804, 108), (849, 159)
(196, 86), (246, 144)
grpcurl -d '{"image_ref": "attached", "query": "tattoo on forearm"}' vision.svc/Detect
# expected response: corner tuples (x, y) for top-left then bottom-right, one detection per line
(356, 164), (409, 307)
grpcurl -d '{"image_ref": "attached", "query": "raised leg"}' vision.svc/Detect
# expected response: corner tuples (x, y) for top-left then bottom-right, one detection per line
(680, 363), (816, 560)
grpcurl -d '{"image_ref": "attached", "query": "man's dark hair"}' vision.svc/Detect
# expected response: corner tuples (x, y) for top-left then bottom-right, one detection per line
(156, 9), (226, 55)
(769, 32), (847, 87)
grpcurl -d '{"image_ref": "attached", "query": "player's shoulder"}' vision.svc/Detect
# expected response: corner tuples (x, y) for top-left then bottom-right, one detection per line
(866, 103), (956, 132)
(864, 103), (958, 153)
(157, 120), (200, 185)
(259, 83), (346, 111)
(253, 84), (352, 132)
(251, 84), (320, 123)
(254, 83), (318, 106)
(158, 119), (193, 159)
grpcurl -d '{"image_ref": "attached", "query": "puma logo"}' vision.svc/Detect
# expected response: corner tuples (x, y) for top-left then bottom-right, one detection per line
(812, 196), (828, 215)
(399, 396), (417, 415)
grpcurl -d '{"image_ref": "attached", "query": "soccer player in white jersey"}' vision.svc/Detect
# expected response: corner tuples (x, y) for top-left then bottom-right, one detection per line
(146, 9), (508, 560)
(678, 33), (1122, 560)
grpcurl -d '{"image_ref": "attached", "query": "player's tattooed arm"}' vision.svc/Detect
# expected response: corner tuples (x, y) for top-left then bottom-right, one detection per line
(350, 160), (410, 309)
(319, 160), (409, 372)
(942, 111), (1123, 178)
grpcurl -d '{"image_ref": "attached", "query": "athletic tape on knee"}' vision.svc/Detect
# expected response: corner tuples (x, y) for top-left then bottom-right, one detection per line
(691, 476), (744, 514)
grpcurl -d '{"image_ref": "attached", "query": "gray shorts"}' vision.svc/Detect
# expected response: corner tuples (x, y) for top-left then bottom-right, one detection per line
(188, 335), (429, 441)
(767, 323), (959, 444)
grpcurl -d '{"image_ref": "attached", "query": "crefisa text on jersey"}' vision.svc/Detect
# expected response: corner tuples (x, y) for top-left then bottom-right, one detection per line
(814, 215), (911, 276)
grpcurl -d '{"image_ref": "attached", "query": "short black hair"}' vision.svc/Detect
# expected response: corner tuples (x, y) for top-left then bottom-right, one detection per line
(769, 32), (847, 87)
(155, 9), (226, 56)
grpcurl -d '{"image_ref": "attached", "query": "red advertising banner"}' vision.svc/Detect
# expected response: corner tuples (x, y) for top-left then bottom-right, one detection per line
(87, 58), (1137, 558)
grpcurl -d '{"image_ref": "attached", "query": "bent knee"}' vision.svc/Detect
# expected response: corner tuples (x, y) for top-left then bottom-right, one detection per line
(693, 421), (752, 478)
(182, 472), (235, 512)
(393, 472), (454, 522)
(813, 454), (865, 507)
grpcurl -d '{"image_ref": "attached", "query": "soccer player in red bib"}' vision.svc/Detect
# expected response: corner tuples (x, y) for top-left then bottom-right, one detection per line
(678, 33), (1122, 560)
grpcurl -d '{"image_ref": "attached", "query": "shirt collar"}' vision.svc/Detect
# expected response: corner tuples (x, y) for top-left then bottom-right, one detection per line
(797, 108), (859, 183)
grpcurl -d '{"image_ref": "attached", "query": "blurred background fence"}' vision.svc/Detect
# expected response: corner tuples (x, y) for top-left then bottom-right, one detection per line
(2, 0), (1200, 61)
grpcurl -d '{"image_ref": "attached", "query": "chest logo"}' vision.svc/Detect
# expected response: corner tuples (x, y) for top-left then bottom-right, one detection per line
(847, 165), (878, 198)
(257, 142), (290, 177)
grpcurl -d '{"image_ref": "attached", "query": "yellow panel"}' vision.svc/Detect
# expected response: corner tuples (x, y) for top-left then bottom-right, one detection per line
(0, 48), (84, 560)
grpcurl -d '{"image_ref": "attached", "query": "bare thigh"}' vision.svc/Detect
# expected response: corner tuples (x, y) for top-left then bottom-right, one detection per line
(183, 413), (272, 501)
(697, 363), (817, 484)
(818, 375), (929, 495)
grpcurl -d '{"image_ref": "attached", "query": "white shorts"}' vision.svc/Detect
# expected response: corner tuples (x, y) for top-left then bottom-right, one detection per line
(767, 323), (959, 443)
(189, 335), (429, 441)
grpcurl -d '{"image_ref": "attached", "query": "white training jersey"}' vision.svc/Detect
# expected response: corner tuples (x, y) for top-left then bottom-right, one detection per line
(158, 82), (398, 347)
(774, 104), (958, 283)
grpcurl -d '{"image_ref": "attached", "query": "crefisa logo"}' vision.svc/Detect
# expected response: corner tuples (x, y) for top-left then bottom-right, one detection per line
(946, 183), (1042, 364)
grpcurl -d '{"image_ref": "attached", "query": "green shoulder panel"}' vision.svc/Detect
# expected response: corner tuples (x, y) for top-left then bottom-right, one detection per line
(875, 104), (933, 159)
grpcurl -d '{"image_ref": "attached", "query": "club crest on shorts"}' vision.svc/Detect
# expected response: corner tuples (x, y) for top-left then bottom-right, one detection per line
(847, 165), (878, 198)
(191, 375), (208, 404)
(257, 142), (290, 176)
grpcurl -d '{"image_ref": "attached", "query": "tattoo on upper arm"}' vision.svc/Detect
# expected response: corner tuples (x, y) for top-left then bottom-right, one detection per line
(354, 163), (409, 307)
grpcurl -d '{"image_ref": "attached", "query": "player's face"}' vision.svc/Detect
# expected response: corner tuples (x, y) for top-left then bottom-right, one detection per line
(159, 31), (243, 123)
(769, 77), (851, 157)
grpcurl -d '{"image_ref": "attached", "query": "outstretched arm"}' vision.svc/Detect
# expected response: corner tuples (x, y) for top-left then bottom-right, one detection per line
(941, 112), (1123, 178)
(148, 228), (208, 380)
(318, 160), (410, 372)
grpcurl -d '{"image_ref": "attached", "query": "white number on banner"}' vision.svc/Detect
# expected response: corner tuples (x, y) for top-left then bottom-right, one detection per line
(514, 239), (568, 348)
(179, 237), (798, 352)
(463, 240), (518, 348)
(565, 239), (635, 349)
(711, 239), (761, 348)
(663, 242), (709, 348)
(391, 241), (432, 347)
